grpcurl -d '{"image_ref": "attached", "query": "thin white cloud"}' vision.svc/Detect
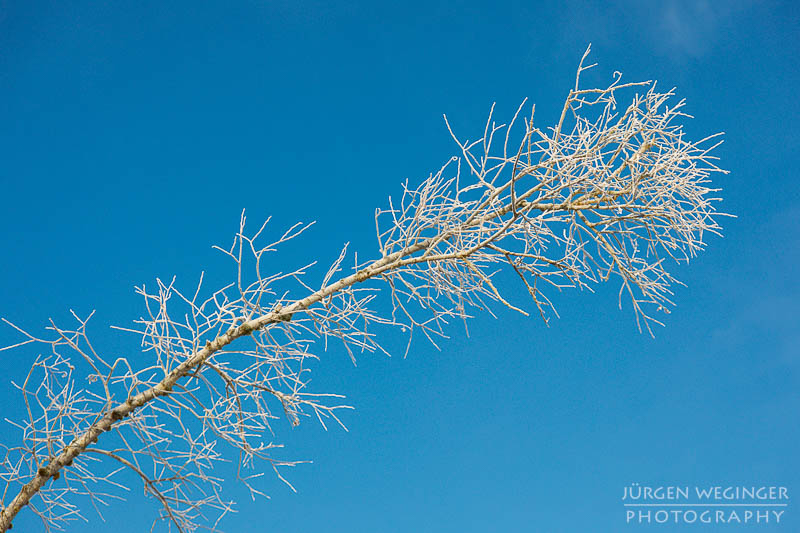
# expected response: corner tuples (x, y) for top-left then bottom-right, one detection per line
(657, 0), (755, 57)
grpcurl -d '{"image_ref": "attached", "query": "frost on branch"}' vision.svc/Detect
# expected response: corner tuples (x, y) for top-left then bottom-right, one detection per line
(0, 51), (726, 533)
(378, 56), (724, 337)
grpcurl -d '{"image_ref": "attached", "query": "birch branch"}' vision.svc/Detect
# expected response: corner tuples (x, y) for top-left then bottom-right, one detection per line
(0, 50), (727, 532)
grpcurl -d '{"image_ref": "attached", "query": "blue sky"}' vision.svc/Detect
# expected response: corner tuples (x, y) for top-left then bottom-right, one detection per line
(0, 1), (798, 532)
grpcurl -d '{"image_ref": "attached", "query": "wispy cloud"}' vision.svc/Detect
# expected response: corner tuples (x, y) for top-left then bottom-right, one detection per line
(656, 0), (755, 57)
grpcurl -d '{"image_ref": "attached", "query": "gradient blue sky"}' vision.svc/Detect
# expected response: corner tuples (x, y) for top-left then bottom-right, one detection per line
(1, 2), (798, 532)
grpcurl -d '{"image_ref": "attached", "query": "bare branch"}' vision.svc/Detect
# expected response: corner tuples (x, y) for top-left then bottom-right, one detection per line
(0, 55), (726, 532)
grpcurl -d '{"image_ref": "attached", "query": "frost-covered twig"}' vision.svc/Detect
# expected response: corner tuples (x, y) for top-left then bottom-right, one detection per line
(0, 49), (726, 532)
